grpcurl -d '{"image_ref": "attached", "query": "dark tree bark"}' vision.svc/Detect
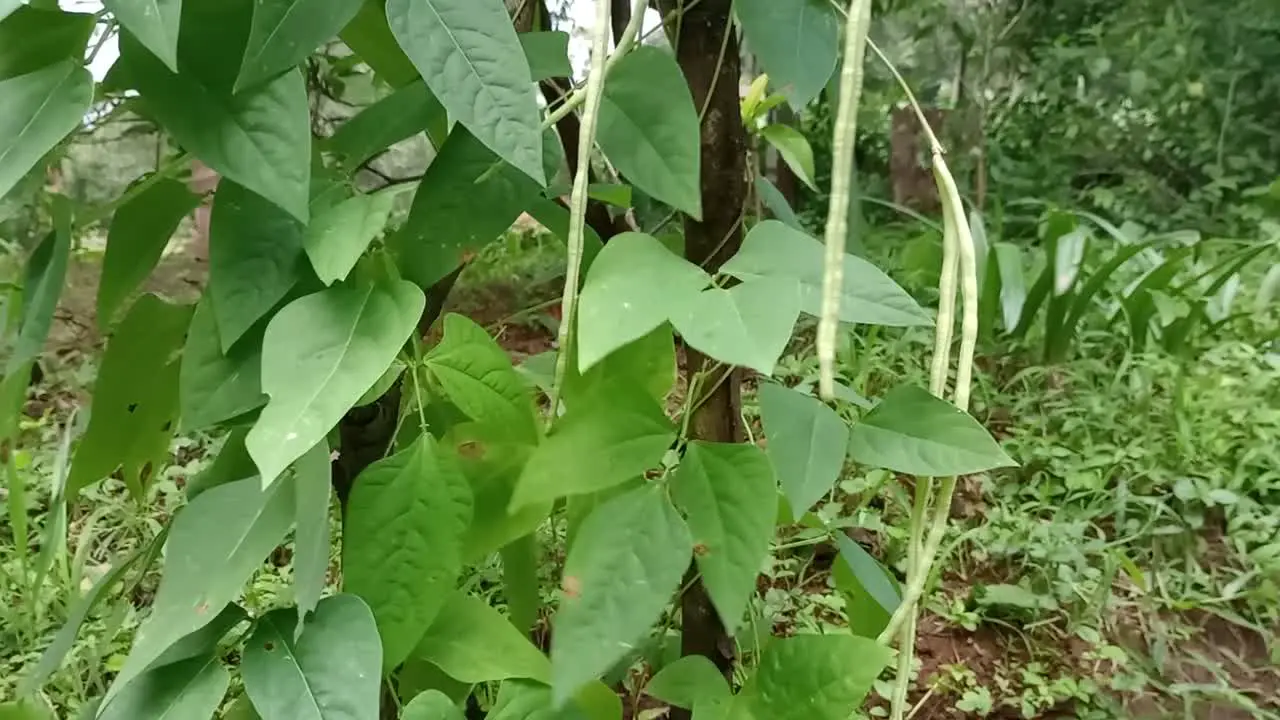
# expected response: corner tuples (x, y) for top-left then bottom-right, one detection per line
(658, 0), (748, 712)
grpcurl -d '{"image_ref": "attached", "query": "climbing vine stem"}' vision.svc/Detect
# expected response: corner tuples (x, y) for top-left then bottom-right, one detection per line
(547, 0), (617, 424)
(816, 0), (872, 401)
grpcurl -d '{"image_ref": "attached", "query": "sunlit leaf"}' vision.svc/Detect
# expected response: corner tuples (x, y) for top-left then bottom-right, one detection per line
(847, 384), (1017, 476)
(672, 441), (776, 632)
(597, 46), (701, 218)
(387, 0), (544, 184)
(242, 594), (382, 719)
(66, 294), (191, 498)
(246, 279), (424, 486)
(552, 485), (692, 704)
(756, 382), (846, 517)
(343, 436), (472, 669)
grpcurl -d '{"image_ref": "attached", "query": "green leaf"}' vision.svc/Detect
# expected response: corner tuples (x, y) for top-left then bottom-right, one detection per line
(0, 6), (94, 80)
(107, 475), (295, 704)
(386, 0), (544, 185)
(645, 655), (730, 710)
(426, 313), (539, 444)
(586, 183), (632, 209)
(735, 0), (838, 109)
(343, 436), (473, 669)
(392, 126), (541, 289)
(339, 0), (417, 86)
(597, 46), (701, 218)
(236, 0), (365, 92)
(510, 389), (675, 509)
(0, 61), (93, 201)
(208, 180), (308, 350)
(754, 173), (803, 231)
(98, 656), (229, 720)
(413, 591), (550, 684)
(246, 279), (425, 486)
(179, 294), (266, 432)
(398, 660), (473, 708)
(520, 30), (570, 81)
(847, 384), (1016, 476)
(453, 434), (547, 562)
(98, 176), (201, 329)
(102, 0), (182, 72)
(672, 441), (776, 633)
(756, 382), (847, 516)
(0, 700), (53, 720)
(500, 534), (540, 635)
(328, 82), (448, 168)
(564, 324), (676, 409)
(722, 221), (931, 327)
(759, 125), (816, 190)
(120, 30), (311, 221)
(7, 197), (70, 375)
(402, 691), (465, 720)
(992, 242), (1026, 331)
(552, 484), (691, 705)
(66, 294), (191, 498)
(304, 191), (396, 285)
(487, 680), (619, 720)
(293, 439), (332, 631)
(832, 535), (899, 639)
(670, 276), (801, 375)
(738, 634), (891, 720)
(242, 595), (382, 720)
(185, 427), (256, 500)
(577, 232), (709, 373)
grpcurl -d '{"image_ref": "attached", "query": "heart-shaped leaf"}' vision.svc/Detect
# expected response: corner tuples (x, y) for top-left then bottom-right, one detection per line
(343, 436), (473, 669)
(672, 441), (777, 632)
(735, 0), (839, 109)
(737, 634), (891, 720)
(386, 0), (543, 184)
(670, 276), (801, 375)
(242, 594), (382, 720)
(756, 382), (847, 517)
(246, 279), (425, 486)
(425, 313), (539, 444)
(412, 591), (550, 684)
(847, 384), (1017, 476)
(552, 485), (692, 705)
(597, 46), (702, 218)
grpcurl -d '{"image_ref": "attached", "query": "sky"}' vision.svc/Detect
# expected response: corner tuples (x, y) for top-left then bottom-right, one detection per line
(60, 0), (662, 83)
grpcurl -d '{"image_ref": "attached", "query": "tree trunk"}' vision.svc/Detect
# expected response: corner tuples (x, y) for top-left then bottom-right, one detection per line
(658, 0), (748, 711)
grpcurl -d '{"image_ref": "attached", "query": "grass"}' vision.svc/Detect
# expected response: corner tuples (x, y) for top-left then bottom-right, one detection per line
(1, 226), (1278, 719)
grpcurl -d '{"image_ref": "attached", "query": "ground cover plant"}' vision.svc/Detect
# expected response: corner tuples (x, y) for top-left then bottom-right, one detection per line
(0, 0), (1277, 719)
